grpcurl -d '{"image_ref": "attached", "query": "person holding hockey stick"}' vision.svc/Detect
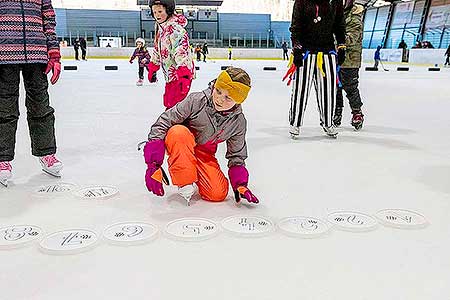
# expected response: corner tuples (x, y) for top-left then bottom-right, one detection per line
(333, 0), (365, 130)
(285, 0), (346, 139)
(147, 0), (195, 109)
(141, 67), (259, 206)
(0, 0), (63, 187)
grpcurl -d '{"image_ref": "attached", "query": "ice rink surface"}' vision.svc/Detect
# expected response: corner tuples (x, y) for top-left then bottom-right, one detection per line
(1, 59), (449, 299)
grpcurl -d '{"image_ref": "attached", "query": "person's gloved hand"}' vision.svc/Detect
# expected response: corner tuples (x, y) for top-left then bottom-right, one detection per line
(176, 66), (193, 98)
(228, 165), (259, 205)
(143, 140), (168, 196)
(293, 47), (304, 68)
(147, 62), (160, 83)
(129, 59), (134, 64)
(44, 49), (61, 85)
(337, 45), (346, 66)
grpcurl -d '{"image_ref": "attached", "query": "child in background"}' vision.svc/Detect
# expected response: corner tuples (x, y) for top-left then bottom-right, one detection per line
(147, 0), (194, 109)
(141, 67), (259, 206)
(129, 38), (151, 86)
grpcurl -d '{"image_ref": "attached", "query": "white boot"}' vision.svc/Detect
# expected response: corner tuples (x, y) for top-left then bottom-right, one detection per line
(178, 184), (195, 206)
(39, 154), (63, 177)
(289, 126), (300, 140)
(0, 161), (12, 187)
(322, 126), (338, 138)
(136, 79), (143, 86)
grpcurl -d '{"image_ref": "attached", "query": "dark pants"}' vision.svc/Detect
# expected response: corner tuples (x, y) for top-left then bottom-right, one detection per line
(283, 50), (289, 60)
(203, 53), (207, 62)
(228, 52), (232, 60)
(336, 68), (363, 111)
(138, 66), (144, 79)
(0, 64), (56, 162)
(81, 48), (87, 60)
(445, 56), (450, 66)
(74, 48), (79, 60)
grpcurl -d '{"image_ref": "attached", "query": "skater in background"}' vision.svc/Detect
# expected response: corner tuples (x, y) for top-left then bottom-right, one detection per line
(373, 45), (381, 68)
(228, 46), (232, 60)
(147, 0), (194, 109)
(334, 0), (365, 130)
(141, 67), (259, 206)
(0, 0), (63, 186)
(129, 38), (151, 86)
(286, 0), (346, 139)
(202, 42), (209, 62)
(195, 44), (202, 62)
(80, 37), (87, 61)
(444, 45), (450, 67)
(282, 41), (289, 60)
(74, 38), (80, 60)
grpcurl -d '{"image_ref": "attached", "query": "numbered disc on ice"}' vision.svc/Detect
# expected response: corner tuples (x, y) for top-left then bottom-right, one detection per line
(0, 225), (43, 250)
(327, 211), (378, 232)
(376, 209), (429, 229)
(165, 218), (219, 242)
(34, 183), (76, 197)
(73, 186), (119, 200)
(221, 216), (275, 238)
(103, 222), (158, 246)
(278, 216), (331, 238)
(39, 229), (98, 255)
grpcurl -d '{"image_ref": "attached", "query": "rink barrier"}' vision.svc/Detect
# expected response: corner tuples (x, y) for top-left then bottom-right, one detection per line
(397, 67), (409, 71)
(63, 66), (78, 71)
(105, 66), (119, 71)
(365, 67), (378, 71)
(263, 67), (277, 71)
(428, 67), (440, 71)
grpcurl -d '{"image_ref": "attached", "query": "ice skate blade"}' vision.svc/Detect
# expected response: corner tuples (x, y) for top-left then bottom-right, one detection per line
(290, 134), (299, 140)
(325, 133), (338, 139)
(0, 179), (8, 187)
(42, 169), (62, 178)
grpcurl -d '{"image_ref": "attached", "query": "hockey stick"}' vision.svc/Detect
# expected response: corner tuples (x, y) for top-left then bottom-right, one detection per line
(380, 60), (389, 71)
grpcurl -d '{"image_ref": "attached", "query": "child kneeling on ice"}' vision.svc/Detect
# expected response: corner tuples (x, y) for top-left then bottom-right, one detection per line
(142, 67), (259, 205)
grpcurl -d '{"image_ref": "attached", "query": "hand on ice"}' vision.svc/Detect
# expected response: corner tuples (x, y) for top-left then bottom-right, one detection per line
(146, 165), (169, 196)
(234, 186), (259, 204)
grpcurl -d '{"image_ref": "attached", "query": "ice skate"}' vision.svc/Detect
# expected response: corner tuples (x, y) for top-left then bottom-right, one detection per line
(136, 79), (144, 86)
(351, 110), (364, 131)
(322, 125), (338, 138)
(0, 162), (12, 187)
(39, 154), (63, 177)
(289, 125), (300, 140)
(333, 107), (343, 127)
(178, 184), (195, 206)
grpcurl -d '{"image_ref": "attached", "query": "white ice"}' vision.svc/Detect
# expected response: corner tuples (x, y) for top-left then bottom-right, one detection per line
(1, 59), (450, 299)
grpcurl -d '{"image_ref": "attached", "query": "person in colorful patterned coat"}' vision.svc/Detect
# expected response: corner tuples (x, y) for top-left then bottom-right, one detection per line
(0, 0), (63, 187)
(129, 38), (151, 86)
(147, 0), (195, 109)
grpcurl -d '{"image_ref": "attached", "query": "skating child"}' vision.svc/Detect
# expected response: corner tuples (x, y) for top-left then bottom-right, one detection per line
(334, 0), (365, 130)
(141, 67), (259, 206)
(147, 0), (195, 109)
(129, 38), (151, 86)
(0, 0), (63, 187)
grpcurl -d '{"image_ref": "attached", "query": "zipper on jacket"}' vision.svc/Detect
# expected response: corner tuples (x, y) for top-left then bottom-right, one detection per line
(20, 0), (28, 61)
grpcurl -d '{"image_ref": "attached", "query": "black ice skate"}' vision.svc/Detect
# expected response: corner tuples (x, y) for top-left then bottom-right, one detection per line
(351, 110), (364, 131)
(333, 107), (343, 127)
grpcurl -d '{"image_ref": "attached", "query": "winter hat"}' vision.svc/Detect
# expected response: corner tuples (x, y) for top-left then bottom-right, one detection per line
(215, 70), (251, 104)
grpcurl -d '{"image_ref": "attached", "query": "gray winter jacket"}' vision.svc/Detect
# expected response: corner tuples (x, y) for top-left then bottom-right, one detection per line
(148, 83), (248, 167)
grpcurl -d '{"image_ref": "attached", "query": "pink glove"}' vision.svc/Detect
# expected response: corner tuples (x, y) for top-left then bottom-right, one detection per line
(44, 49), (61, 85)
(228, 165), (259, 204)
(176, 66), (193, 98)
(147, 62), (160, 83)
(144, 140), (168, 196)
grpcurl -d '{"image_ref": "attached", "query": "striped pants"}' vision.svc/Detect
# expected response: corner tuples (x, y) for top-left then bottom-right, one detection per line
(289, 53), (337, 128)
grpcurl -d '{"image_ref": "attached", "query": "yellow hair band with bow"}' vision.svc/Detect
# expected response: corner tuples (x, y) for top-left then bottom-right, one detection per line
(214, 71), (251, 104)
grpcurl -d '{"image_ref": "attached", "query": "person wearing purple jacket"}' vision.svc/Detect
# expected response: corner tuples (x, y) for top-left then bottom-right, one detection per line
(129, 38), (152, 86)
(0, 0), (63, 187)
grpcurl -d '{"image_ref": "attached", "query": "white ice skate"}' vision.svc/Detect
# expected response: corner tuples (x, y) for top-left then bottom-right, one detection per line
(39, 154), (63, 177)
(322, 126), (338, 138)
(136, 79), (144, 86)
(289, 126), (300, 140)
(178, 184), (195, 206)
(0, 162), (12, 187)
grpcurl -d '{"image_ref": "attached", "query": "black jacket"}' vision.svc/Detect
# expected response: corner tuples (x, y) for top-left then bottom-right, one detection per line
(290, 0), (345, 53)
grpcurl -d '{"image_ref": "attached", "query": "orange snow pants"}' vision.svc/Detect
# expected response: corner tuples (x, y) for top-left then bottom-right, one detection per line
(165, 125), (229, 202)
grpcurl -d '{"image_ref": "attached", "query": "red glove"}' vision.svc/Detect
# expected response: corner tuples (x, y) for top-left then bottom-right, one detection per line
(147, 62), (160, 83)
(176, 66), (193, 99)
(45, 49), (61, 85)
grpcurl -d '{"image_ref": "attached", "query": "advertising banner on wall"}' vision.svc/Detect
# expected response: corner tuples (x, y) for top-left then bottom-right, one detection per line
(426, 5), (450, 29)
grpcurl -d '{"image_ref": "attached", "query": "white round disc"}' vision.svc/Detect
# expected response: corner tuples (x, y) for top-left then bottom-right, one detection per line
(327, 211), (378, 232)
(103, 222), (159, 246)
(39, 229), (98, 255)
(278, 216), (331, 238)
(34, 183), (77, 197)
(73, 186), (119, 200)
(376, 209), (429, 229)
(165, 218), (219, 242)
(221, 216), (275, 238)
(0, 225), (43, 250)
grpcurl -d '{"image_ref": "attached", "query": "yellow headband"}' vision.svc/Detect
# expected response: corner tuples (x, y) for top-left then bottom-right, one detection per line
(214, 71), (251, 104)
